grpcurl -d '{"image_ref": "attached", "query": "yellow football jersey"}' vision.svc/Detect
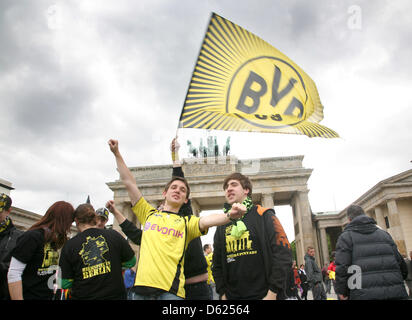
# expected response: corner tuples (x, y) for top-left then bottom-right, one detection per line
(132, 197), (207, 298)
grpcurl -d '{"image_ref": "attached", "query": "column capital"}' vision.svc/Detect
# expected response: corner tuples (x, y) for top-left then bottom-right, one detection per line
(387, 199), (398, 212)
(374, 206), (386, 231)
(261, 193), (274, 208)
(386, 199), (406, 256)
(387, 199), (400, 226)
(191, 199), (201, 217)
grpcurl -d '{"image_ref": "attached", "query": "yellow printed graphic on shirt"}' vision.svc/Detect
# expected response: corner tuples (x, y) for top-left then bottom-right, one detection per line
(225, 224), (257, 260)
(41, 243), (59, 267)
(37, 242), (59, 276)
(79, 235), (111, 280)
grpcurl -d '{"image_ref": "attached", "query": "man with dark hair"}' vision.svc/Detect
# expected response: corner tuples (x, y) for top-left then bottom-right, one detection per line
(212, 172), (292, 300)
(0, 193), (23, 300)
(222, 173), (253, 197)
(335, 204), (408, 300)
(346, 204), (364, 221)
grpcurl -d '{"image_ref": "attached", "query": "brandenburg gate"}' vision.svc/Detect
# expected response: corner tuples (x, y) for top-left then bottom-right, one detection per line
(107, 155), (317, 266)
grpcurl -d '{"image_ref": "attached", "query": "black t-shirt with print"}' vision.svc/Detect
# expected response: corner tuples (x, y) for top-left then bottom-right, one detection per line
(12, 229), (59, 300)
(59, 228), (135, 300)
(225, 212), (268, 300)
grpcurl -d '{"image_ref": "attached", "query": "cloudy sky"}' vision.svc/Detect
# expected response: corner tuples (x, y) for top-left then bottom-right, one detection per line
(1, 0), (411, 243)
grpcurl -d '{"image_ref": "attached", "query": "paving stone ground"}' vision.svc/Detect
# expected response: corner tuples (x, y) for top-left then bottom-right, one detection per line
(305, 282), (411, 300)
(306, 283), (338, 300)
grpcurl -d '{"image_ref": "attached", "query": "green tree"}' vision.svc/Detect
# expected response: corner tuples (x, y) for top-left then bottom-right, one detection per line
(290, 240), (297, 261)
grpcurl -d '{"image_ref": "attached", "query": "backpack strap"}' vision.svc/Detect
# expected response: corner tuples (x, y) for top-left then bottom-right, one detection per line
(256, 204), (270, 216)
(257, 205), (291, 249)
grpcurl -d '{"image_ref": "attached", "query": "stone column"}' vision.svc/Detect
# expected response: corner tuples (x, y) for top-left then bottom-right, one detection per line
(112, 202), (123, 235)
(387, 199), (407, 255)
(261, 193), (274, 209)
(293, 191), (315, 265)
(191, 199), (201, 217)
(374, 206), (386, 231)
(319, 227), (330, 266)
(292, 200), (304, 267)
(298, 191), (315, 247)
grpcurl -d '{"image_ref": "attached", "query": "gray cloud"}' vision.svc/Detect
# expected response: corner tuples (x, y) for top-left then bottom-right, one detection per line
(0, 0), (56, 72)
(6, 74), (94, 140)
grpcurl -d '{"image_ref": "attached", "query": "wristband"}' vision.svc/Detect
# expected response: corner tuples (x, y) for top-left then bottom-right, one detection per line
(226, 211), (237, 223)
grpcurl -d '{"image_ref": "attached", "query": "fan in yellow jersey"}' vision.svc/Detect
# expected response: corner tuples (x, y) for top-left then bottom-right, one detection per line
(108, 139), (245, 300)
(203, 244), (216, 300)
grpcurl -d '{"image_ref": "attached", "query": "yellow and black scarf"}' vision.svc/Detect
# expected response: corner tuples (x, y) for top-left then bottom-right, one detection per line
(0, 216), (11, 233)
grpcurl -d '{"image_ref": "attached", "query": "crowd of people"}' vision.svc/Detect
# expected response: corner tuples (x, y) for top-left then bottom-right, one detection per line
(0, 138), (410, 300)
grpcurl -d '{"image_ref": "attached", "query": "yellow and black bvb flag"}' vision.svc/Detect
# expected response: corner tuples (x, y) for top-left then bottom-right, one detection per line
(179, 13), (339, 138)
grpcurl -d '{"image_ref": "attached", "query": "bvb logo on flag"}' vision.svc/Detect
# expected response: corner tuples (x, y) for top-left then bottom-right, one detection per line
(179, 13), (339, 138)
(227, 56), (307, 128)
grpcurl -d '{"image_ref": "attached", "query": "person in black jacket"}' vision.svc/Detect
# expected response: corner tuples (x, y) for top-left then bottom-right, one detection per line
(0, 193), (23, 300)
(283, 260), (301, 300)
(335, 204), (408, 300)
(212, 172), (292, 300)
(106, 138), (211, 300)
(304, 246), (326, 300)
(298, 264), (309, 300)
